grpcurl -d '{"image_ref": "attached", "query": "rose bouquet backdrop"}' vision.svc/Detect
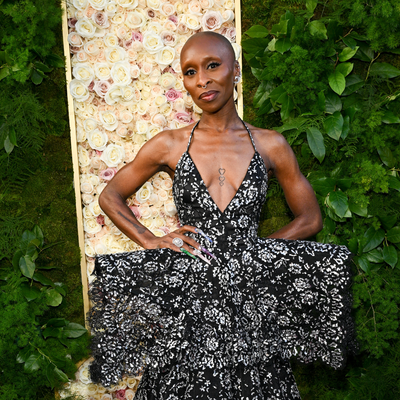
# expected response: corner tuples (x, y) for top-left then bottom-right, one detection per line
(66, 0), (241, 284)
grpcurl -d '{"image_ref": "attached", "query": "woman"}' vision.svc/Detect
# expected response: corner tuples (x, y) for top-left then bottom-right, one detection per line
(88, 31), (357, 399)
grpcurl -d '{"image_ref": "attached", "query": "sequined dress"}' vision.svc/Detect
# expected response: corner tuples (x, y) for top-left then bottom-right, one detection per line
(88, 120), (357, 399)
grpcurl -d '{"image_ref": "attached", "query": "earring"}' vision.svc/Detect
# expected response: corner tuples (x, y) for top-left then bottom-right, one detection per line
(234, 75), (242, 84)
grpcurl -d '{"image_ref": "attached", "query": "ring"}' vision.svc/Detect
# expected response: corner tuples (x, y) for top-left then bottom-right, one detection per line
(172, 237), (184, 248)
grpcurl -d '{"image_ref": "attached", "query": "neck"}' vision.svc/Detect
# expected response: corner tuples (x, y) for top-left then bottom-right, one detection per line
(198, 97), (242, 133)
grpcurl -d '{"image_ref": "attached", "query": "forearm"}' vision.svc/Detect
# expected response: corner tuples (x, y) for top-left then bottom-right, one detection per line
(98, 191), (156, 248)
(267, 213), (323, 240)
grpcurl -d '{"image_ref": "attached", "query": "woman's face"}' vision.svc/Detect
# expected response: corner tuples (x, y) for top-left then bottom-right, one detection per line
(180, 36), (239, 113)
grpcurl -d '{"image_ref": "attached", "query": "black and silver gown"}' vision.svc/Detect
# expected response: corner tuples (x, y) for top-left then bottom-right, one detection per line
(88, 119), (357, 399)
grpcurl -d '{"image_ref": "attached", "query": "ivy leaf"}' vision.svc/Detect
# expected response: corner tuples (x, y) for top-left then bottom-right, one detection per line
(45, 289), (63, 307)
(370, 62), (400, 79)
(338, 46), (359, 62)
(306, 127), (325, 163)
(341, 115), (350, 139)
(377, 147), (395, 168)
(336, 62), (353, 77)
(19, 255), (35, 279)
(366, 248), (384, 263)
(311, 177), (336, 196)
(244, 25), (269, 38)
(326, 191), (349, 218)
(63, 322), (87, 338)
(342, 74), (364, 96)
(20, 282), (40, 301)
(363, 227), (385, 253)
(324, 111), (343, 140)
(383, 246), (398, 268)
(387, 226), (400, 243)
(325, 91), (342, 113)
(308, 21), (327, 39)
(382, 110), (400, 124)
(275, 38), (292, 54)
(328, 70), (346, 95)
(24, 354), (41, 373)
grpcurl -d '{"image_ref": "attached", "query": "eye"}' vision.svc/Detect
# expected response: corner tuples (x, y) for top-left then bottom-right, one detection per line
(184, 69), (196, 76)
(207, 62), (221, 69)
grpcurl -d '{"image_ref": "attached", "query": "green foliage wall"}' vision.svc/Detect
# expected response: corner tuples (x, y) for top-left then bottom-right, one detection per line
(242, 0), (400, 399)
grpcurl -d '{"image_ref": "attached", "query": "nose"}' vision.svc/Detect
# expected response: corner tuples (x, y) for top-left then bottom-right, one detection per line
(196, 68), (211, 88)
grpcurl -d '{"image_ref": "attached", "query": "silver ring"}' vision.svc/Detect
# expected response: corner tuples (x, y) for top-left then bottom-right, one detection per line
(172, 237), (184, 248)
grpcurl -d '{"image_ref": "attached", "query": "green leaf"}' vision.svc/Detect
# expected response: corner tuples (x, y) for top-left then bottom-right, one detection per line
(326, 191), (349, 218)
(44, 53), (65, 68)
(388, 176), (400, 192)
(327, 21), (343, 41)
(256, 99), (274, 116)
(383, 246), (398, 268)
(33, 225), (44, 246)
(253, 81), (273, 108)
(19, 255), (35, 278)
(341, 115), (350, 139)
(317, 90), (325, 112)
(245, 25), (269, 38)
(31, 69), (44, 85)
(366, 248), (384, 263)
(267, 38), (276, 52)
(43, 327), (61, 338)
(349, 201), (367, 217)
(275, 38), (292, 54)
(325, 91), (342, 113)
(20, 230), (36, 252)
(363, 227), (385, 253)
(370, 62), (400, 79)
(324, 111), (343, 140)
(306, 127), (325, 163)
(53, 367), (69, 382)
(357, 254), (371, 273)
(328, 70), (346, 95)
(324, 216), (336, 234)
(20, 282), (40, 301)
(377, 147), (395, 168)
(342, 36), (357, 49)
(342, 74), (364, 96)
(16, 347), (32, 364)
(387, 226), (400, 243)
(12, 250), (23, 270)
(0, 66), (10, 81)
(4, 135), (14, 154)
(63, 322), (87, 338)
(280, 93), (294, 120)
(382, 110), (400, 124)
(24, 354), (41, 373)
(269, 85), (286, 101)
(308, 20), (327, 39)
(271, 19), (288, 37)
(8, 127), (17, 146)
(242, 38), (269, 55)
(33, 272), (53, 286)
(251, 67), (264, 81)
(54, 282), (67, 296)
(34, 61), (52, 73)
(306, 0), (318, 14)
(46, 318), (68, 328)
(338, 46), (359, 62)
(336, 63), (353, 77)
(45, 289), (63, 307)
(311, 177), (336, 196)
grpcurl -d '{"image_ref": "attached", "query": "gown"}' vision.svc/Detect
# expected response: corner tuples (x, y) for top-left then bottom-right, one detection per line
(87, 119), (358, 399)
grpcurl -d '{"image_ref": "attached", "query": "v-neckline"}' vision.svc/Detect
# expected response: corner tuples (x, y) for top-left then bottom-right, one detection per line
(186, 151), (257, 215)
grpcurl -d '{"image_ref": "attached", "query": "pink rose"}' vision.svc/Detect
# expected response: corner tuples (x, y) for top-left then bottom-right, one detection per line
(161, 31), (176, 46)
(92, 11), (109, 28)
(168, 15), (178, 25)
(88, 81), (95, 92)
(129, 206), (141, 219)
(115, 389), (126, 400)
(99, 168), (117, 181)
(123, 38), (133, 49)
(93, 80), (111, 98)
(132, 31), (143, 42)
(165, 88), (182, 102)
(96, 215), (105, 225)
(68, 18), (77, 27)
(222, 27), (236, 42)
(174, 111), (192, 124)
(201, 10), (223, 31)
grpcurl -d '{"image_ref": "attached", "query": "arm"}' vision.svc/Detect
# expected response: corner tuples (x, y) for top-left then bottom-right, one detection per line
(98, 131), (200, 252)
(262, 131), (323, 240)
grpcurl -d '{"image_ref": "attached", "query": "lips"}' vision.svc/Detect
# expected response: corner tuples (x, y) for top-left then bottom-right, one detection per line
(199, 90), (218, 101)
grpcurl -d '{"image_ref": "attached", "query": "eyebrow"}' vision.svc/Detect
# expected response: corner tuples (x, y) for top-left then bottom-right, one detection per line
(181, 55), (222, 70)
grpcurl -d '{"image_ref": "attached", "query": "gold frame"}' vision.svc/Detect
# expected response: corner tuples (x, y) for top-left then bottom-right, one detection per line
(61, 1), (244, 328)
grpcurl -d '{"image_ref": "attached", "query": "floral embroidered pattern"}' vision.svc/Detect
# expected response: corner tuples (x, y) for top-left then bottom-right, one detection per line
(88, 121), (357, 398)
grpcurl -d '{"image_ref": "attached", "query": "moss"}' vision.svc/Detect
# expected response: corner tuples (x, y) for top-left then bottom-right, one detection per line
(258, 216), (292, 237)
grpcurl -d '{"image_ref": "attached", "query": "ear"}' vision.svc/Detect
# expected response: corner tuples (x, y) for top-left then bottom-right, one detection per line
(233, 60), (241, 78)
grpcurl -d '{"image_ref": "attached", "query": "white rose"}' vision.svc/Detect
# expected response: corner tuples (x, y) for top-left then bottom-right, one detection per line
(70, 79), (90, 101)
(183, 92), (193, 108)
(151, 113), (166, 127)
(82, 193), (94, 204)
(119, 110), (133, 124)
(193, 103), (203, 113)
(111, 12), (125, 24)
(84, 40), (100, 56)
(188, 0), (202, 15)
(146, 21), (163, 34)
(94, 62), (112, 80)
(161, 178), (172, 190)
(159, 72), (176, 89)
(156, 46), (176, 67)
(105, 85), (123, 105)
(137, 100), (150, 115)
(73, 0), (88, 11)
(76, 126), (86, 142)
(222, 9), (234, 22)
(143, 32), (164, 54)
(141, 61), (153, 75)
(185, 14), (201, 30)
(75, 18), (97, 38)
(78, 145), (90, 167)
(122, 86), (135, 102)
(116, 0), (138, 7)
(72, 63), (94, 85)
(88, 0), (109, 10)
(148, 125), (162, 139)
(105, 1), (117, 15)
(136, 182), (153, 203)
(85, 241), (96, 257)
(125, 389), (136, 400)
(171, 59), (181, 73)
(147, 0), (160, 10)
(88, 129), (108, 150)
(88, 199), (104, 216)
(164, 202), (177, 216)
(104, 33), (119, 47)
(136, 120), (149, 134)
(201, 10), (223, 31)
(81, 178), (94, 194)
(96, 182), (107, 195)
(125, 10), (146, 29)
(160, 2), (175, 16)
(149, 68), (161, 84)
(232, 43), (241, 60)
(154, 94), (167, 107)
(173, 98), (185, 112)
(157, 189), (169, 202)
(199, 0), (214, 8)
(84, 218), (102, 234)
(163, 19), (177, 32)
(110, 61), (131, 86)
(83, 205), (93, 218)
(159, 102), (173, 116)
(224, 0), (234, 9)
(105, 47), (126, 63)
(99, 111), (119, 131)
(101, 144), (125, 167)
(68, 32), (83, 47)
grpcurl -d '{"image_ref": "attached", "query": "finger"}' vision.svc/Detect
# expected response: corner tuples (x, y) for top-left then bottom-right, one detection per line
(176, 225), (198, 235)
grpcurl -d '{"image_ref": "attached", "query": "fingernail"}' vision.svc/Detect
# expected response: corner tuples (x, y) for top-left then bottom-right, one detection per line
(194, 250), (211, 264)
(194, 228), (213, 243)
(200, 246), (217, 260)
(180, 248), (196, 259)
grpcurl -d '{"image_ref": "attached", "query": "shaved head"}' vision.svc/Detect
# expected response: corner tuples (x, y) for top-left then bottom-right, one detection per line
(181, 32), (236, 64)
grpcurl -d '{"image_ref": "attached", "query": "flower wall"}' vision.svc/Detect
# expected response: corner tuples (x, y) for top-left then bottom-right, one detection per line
(66, 0), (241, 283)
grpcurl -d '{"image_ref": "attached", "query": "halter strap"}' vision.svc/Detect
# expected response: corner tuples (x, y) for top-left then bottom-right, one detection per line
(185, 118), (257, 152)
